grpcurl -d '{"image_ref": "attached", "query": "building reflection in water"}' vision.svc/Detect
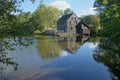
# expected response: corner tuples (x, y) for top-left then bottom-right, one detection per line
(56, 36), (90, 54)
(37, 35), (90, 60)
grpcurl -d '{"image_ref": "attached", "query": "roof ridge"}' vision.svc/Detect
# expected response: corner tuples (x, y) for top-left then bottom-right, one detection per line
(57, 13), (74, 23)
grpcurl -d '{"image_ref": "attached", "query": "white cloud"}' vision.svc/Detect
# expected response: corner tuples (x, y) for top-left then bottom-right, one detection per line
(89, 7), (97, 11)
(49, 0), (71, 10)
(78, 7), (97, 17)
(59, 51), (69, 57)
(86, 43), (99, 49)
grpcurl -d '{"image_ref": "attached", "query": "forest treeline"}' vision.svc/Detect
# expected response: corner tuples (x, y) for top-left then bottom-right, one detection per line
(0, 0), (120, 37)
(0, 1), (72, 35)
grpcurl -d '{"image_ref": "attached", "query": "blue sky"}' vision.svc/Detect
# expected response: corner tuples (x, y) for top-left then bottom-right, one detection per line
(21, 0), (96, 16)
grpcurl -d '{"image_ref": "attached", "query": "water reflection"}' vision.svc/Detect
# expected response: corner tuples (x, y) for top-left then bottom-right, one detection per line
(0, 35), (34, 80)
(57, 36), (90, 54)
(93, 37), (120, 80)
(1, 35), (120, 80)
(36, 36), (60, 60)
(36, 35), (90, 60)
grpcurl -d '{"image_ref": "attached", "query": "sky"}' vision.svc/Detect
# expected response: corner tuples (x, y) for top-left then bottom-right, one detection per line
(21, 0), (96, 17)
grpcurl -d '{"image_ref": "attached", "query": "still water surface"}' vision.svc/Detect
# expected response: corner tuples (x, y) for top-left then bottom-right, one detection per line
(0, 35), (120, 80)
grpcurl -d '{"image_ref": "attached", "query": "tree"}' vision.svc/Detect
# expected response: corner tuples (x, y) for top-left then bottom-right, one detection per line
(0, 0), (35, 34)
(32, 5), (61, 32)
(62, 8), (73, 15)
(94, 0), (120, 37)
(14, 12), (35, 34)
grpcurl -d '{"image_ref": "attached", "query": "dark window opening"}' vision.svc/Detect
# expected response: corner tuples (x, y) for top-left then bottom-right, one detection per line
(71, 39), (73, 41)
(75, 21), (77, 24)
(70, 22), (71, 25)
(71, 27), (73, 30)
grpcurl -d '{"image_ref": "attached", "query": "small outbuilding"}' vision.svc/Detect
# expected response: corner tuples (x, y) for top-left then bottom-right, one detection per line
(76, 22), (90, 35)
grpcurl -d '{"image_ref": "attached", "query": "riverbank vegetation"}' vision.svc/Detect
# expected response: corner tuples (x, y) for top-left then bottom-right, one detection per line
(0, 0), (120, 37)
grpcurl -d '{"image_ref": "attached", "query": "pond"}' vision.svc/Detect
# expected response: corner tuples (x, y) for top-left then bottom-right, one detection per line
(0, 35), (120, 80)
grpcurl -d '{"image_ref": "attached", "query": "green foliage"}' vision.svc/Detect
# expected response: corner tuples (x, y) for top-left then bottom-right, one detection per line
(32, 5), (61, 32)
(15, 12), (35, 34)
(0, 0), (35, 34)
(94, 0), (120, 37)
(34, 30), (41, 34)
(0, 0), (61, 35)
(94, 37), (120, 80)
(62, 8), (73, 15)
(81, 15), (100, 34)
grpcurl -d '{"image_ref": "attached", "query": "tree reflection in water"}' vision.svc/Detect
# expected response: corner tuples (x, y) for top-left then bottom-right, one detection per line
(0, 35), (34, 80)
(36, 35), (90, 60)
(93, 37), (120, 80)
(36, 36), (61, 60)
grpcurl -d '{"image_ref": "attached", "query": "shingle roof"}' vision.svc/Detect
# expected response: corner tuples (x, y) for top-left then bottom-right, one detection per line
(57, 13), (74, 23)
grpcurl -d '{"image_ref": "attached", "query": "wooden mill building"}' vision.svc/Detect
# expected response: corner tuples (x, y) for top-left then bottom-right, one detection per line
(57, 13), (90, 35)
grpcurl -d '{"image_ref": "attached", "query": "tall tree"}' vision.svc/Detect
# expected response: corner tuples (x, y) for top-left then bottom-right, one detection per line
(94, 0), (120, 37)
(33, 5), (61, 32)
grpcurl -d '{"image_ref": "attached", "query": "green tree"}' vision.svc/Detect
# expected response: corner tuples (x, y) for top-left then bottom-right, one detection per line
(33, 5), (61, 32)
(63, 8), (73, 15)
(94, 0), (120, 37)
(0, 0), (35, 34)
(15, 12), (35, 34)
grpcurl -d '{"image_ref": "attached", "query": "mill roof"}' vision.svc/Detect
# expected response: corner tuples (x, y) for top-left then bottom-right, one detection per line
(57, 13), (74, 23)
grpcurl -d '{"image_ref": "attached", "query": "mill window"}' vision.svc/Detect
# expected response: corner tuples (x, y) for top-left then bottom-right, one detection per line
(70, 22), (71, 25)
